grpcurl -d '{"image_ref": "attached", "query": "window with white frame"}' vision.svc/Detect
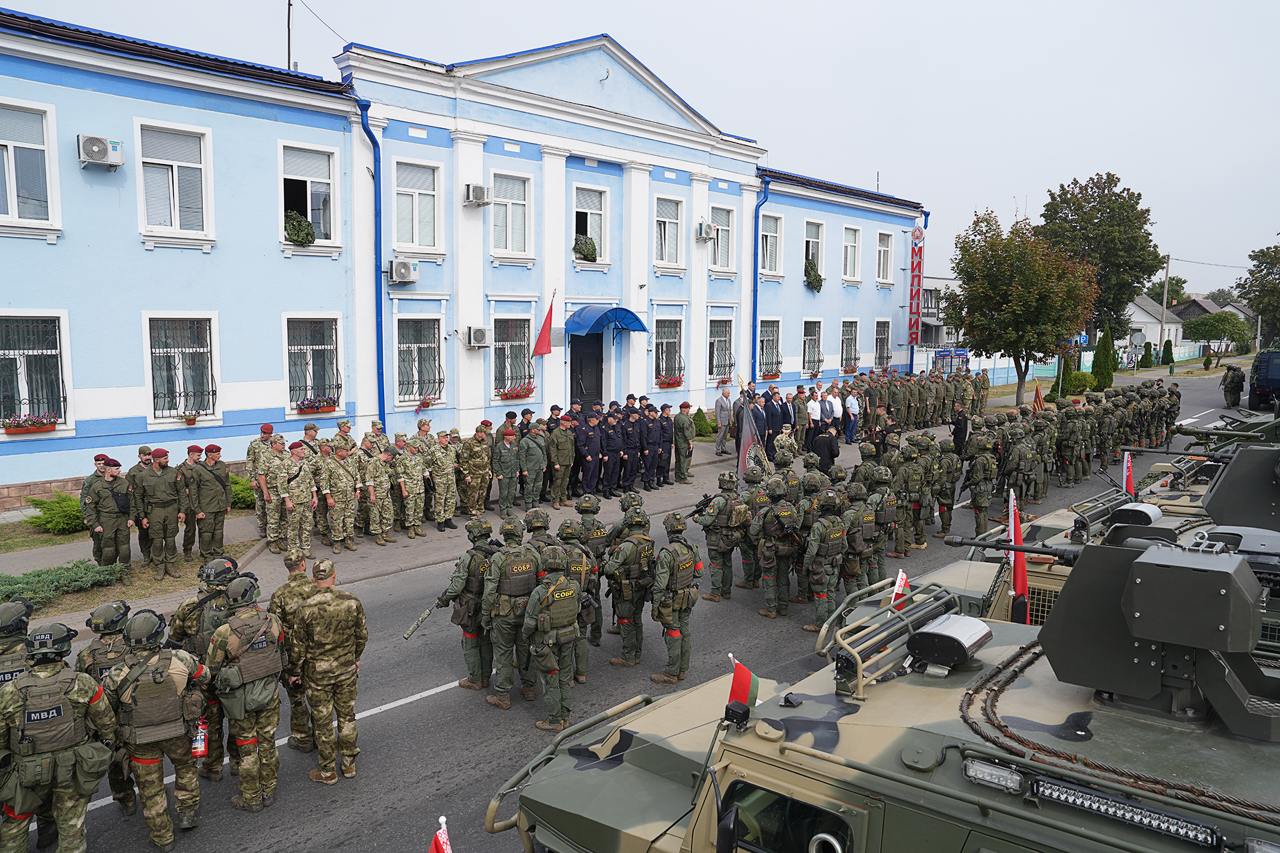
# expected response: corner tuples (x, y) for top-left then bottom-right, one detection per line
(843, 227), (861, 279)
(654, 319), (683, 381)
(282, 145), (333, 242)
(397, 318), (444, 403)
(141, 126), (207, 233)
(759, 320), (781, 375)
(655, 197), (681, 265)
(802, 320), (822, 373)
(759, 214), (780, 274)
(149, 318), (216, 418)
(0, 105), (51, 222)
(876, 232), (893, 282)
(286, 318), (341, 407)
(710, 206), (732, 269)
(841, 321), (859, 371)
(0, 317), (65, 422)
(492, 175), (529, 253)
(804, 222), (823, 271)
(875, 321), (891, 369)
(573, 186), (605, 261)
(493, 318), (533, 393)
(395, 162), (437, 248)
(707, 319), (733, 379)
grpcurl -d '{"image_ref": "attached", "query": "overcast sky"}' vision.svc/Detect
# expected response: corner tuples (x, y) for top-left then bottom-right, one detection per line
(15, 0), (1277, 292)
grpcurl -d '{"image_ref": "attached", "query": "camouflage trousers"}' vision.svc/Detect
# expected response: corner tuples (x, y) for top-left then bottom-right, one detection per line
(705, 533), (737, 597)
(0, 785), (88, 853)
(367, 489), (393, 535)
(265, 496), (286, 543)
(462, 628), (493, 685)
(809, 558), (839, 626)
(403, 489), (425, 529)
(306, 671), (359, 775)
(284, 674), (313, 747)
(284, 504), (314, 556)
(864, 545), (887, 586)
(329, 496), (357, 543)
(659, 607), (692, 678)
(937, 501), (954, 535)
(839, 553), (867, 595)
(759, 542), (794, 614)
(739, 540), (760, 584)
(460, 476), (486, 515)
(973, 501), (991, 535)
(794, 554), (810, 600)
(231, 699), (280, 805)
(315, 498), (330, 540)
(130, 735), (199, 848)
(490, 612), (534, 695)
(896, 505), (925, 549)
(522, 469), (544, 510)
(204, 691), (233, 768)
(615, 596), (644, 663)
(532, 638), (575, 724)
(198, 510), (226, 556)
(253, 486), (268, 536)
(432, 479), (457, 521)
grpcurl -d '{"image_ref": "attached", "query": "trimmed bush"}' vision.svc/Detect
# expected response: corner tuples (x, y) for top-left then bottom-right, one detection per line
(27, 493), (86, 535)
(1203, 354), (1213, 370)
(1064, 371), (1096, 394)
(0, 560), (126, 611)
(230, 474), (256, 510)
(1160, 339), (1174, 365)
(1044, 391), (1059, 404)
(1091, 327), (1115, 390)
(692, 408), (715, 437)
(1139, 341), (1154, 368)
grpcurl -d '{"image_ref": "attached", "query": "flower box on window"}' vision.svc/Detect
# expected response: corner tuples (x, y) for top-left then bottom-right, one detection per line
(181, 412), (200, 426)
(297, 396), (339, 416)
(808, 370), (822, 380)
(714, 377), (732, 387)
(414, 395), (438, 415)
(655, 375), (684, 389)
(2, 414), (58, 435)
(841, 364), (859, 375)
(761, 371), (781, 381)
(497, 383), (535, 401)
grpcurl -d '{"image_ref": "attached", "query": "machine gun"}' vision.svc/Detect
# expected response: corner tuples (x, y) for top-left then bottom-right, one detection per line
(1119, 445), (1234, 464)
(942, 535), (1082, 566)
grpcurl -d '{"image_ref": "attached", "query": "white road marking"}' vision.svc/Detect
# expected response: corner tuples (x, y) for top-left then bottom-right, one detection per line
(1176, 417), (1199, 425)
(84, 678), (460, 815)
(1194, 409), (1215, 417)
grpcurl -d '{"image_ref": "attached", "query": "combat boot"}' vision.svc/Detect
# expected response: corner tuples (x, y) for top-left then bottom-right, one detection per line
(151, 843), (175, 852)
(117, 789), (138, 816)
(262, 792), (276, 809)
(286, 736), (314, 753)
(35, 821), (57, 850)
(268, 541), (282, 554)
(649, 672), (678, 685)
(198, 762), (222, 782)
(485, 693), (512, 711)
(383, 531), (399, 543)
(231, 796), (262, 813)
(177, 810), (199, 831)
(457, 677), (483, 690)
(520, 685), (537, 702)
(333, 540), (342, 554)
(608, 657), (637, 667)
(702, 593), (722, 603)
(308, 768), (338, 785)
(344, 539), (357, 551)
(374, 534), (387, 546)
(152, 565), (165, 581)
(322, 535), (332, 547)
(757, 608), (778, 620)
(535, 719), (566, 733)
(437, 522), (447, 532)
(801, 623), (820, 633)
(444, 518), (457, 529)
(574, 674), (588, 684)
(341, 759), (356, 779)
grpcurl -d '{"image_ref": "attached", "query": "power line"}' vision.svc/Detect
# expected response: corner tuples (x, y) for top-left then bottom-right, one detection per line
(1170, 256), (1249, 271)
(295, 0), (348, 44)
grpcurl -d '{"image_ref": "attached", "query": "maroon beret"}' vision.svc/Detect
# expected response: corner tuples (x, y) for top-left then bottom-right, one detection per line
(204, 444), (221, 454)
(480, 419), (493, 427)
(186, 444), (203, 454)
(150, 448), (169, 458)
(260, 424), (274, 434)
(288, 441), (304, 450)
(501, 428), (516, 437)
(93, 453), (109, 462)
(103, 458), (122, 468)
(679, 401), (691, 409)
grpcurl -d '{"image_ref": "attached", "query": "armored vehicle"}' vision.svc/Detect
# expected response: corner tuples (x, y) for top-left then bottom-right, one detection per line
(488, 537), (1280, 852)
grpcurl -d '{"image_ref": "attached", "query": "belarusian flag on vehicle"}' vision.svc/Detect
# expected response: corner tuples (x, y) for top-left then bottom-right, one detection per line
(429, 816), (453, 853)
(890, 568), (912, 611)
(1122, 451), (1135, 497)
(727, 654), (758, 707)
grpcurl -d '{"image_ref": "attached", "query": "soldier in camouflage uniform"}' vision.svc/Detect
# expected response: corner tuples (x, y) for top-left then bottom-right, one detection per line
(276, 441), (321, 559)
(649, 512), (700, 685)
(968, 436), (998, 535)
(802, 490), (846, 633)
(126, 446), (154, 565)
(83, 458), (134, 571)
(291, 560), (367, 784)
(521, 544), (580, 732)
(839, 482), (874, 593)
(575, 494), (611, 644)
(773, 423), (798, 458)
(547, 416), (576, 509)
(323, 443), (362, 554)
(133, 448), (189, 580)
(364, 447), (399, 545)
(737, 466), (771, 589)
(363, 419), (391, 455)
(81, 454), (107, 565)
(76, 601), (137, 815)
(482, 518), (540, 709)
(458, 426), (492, 517)
(438, 519), (498, 690)
(865, 466), (896, 585)
(268, 551), (317, 754)
(558, 520), (598, 683)
(749, 477), (801, 619)
(103, 610), (209, 850)
(794, 471), (827, 601)
(244, 426), (274, 538)
(519, 420), (548, 512)
(693, 472), (749, 601)
(0, 602), (59, 849)
(934, 439), (962, 536)
(396, 439), (427, 539)
(256, 434), (288, 553)
(191, 444), (231, 557)
(603, 507), (654, 667)
(0, 623), (115, 853)
(205, 575), (284, 812)
(492, 429), (521, 516)
(427, 431), (461, 531)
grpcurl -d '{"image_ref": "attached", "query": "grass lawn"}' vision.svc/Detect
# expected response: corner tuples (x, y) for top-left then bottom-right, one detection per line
(0, 521), (89, 555)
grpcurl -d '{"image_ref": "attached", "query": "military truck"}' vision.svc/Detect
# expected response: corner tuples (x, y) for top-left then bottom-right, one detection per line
(487, 539), (1280, 852)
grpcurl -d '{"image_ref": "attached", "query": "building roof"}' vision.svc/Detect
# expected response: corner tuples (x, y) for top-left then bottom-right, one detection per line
(0, 6), (350, 96)
(1224, 301), (1256, 320)
(1170, 297), (1221, 319)
(758, 166), (924, 212)
(1130, 294), (1182, 324)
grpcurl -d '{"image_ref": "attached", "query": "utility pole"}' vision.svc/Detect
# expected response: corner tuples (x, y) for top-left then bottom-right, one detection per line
(286, 0), (293, 70)
(1157, 254), (1170, 355)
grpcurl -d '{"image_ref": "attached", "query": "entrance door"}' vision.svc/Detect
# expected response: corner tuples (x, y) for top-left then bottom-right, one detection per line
(569, 333), (604, 403)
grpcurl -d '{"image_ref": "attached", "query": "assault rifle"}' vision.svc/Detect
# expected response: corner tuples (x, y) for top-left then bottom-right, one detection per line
(683, 493), (715, 520)
(403, 595), (445, 640)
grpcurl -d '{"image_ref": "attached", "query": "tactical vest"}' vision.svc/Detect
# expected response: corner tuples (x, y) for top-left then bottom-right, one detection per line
(224, 613), (283, 685)
(666, 540), (698, 592)
(748, 488), (772, 514)
(784, 471), (802, 503)
(581, 519), (608, 558)
(11, 669), (85, 755)
(799, 497), (819, 531)
(465, 545), (497, 598)
(565, 543), (594, 594)
(623, 534), (655, 580)
(763, 503), (800, 539)
(544, 577), (579, 631)
(874, 492), (897, 525)
(714, 493), (751, 529)
(81, 636), (130, 682)
(186, 594), (232, 660)
(118, 651), (189, 745)
(902, 465), (924, 501)
(814, 520), (847, 559)
(496, 546), (537, 598)
(0, 640), (28, 686)
(843, 505), (873, 553)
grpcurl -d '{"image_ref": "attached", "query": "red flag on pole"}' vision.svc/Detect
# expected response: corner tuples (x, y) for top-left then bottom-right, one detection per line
(1009, 489), (1029, 624)
(532, 291), (554, 357)
(890, 568), (912, 611)
(727, 654), (759, 707)
(1122, 451), (1135, 497)
(429, 816), (453, 853)
(1032, 383), (1045, 413)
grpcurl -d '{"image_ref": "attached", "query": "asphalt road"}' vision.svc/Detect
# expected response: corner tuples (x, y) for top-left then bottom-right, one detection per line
(78, 369), (1239, 852)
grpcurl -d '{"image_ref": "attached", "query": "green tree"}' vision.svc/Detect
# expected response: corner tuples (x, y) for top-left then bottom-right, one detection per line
(1206, 287), (1237, 307)
(1234, 244), (1280, 344)
(1091, 326), (1115, 389)
(943, 212), (1097, 405)
(1161, 338), (1174, 365)
(1139, 341), (1154, 368)
(1183, 311), (1253, 366)
(1037, 172), (1164, 335)
(1144, 274), (1187, 306)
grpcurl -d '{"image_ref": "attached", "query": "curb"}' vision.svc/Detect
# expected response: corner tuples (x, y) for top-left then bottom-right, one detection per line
(235, 536), (272, 573)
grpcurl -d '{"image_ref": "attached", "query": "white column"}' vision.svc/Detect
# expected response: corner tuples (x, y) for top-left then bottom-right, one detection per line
(689, 173), (711, 400)
(738, 181), (759, 383)
(349, 113), (385, 428)
(452, 130), (488, 424)
(622, 162), (651, 395)
(541, 147), (569, 407)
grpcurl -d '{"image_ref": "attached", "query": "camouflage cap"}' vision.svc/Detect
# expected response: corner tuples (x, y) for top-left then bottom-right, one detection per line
(317, 437), (331, 446)
(312, 559), (336, 580)
(337, 419), (351, 428)
(304, 422), (319, 432)
(270, 434), (285, 446)
(394, 433), (408, 442)
(417, 418), (431, 429)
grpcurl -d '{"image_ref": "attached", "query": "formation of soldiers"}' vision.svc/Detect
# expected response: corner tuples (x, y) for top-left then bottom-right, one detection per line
(0, 554), (366, 851)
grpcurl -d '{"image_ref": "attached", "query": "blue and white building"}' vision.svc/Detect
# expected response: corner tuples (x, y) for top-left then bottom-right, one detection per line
(0, 9), (926, 489)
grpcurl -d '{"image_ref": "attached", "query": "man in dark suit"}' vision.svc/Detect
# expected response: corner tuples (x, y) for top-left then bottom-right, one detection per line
(814, 424), (840, 473)
(780, 391), (794, 434)
(763, 392), (782, 460)
(819, 392), (837, 434)
(951, 404), (969, 458)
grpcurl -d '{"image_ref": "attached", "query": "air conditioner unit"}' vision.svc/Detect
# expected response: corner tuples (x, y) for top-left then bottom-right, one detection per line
(463, 184), (490, 206)
(388, 257), (419, 284)
(466, 326), (492, 348)
(695, 222), (716, 241)
(78, 134), (124, 169)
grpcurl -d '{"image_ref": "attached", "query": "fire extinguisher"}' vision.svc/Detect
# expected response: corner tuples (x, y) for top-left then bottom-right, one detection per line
(191, 717), (209, 759)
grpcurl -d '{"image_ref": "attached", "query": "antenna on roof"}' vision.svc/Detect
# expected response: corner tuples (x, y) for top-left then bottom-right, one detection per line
(286, 0), (293, 69)
(876, 171), (880, 192)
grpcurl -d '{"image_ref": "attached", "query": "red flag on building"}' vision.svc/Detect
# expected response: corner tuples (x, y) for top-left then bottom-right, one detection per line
(1032, 383), (1045, 413)
(1122, 451), (1135, 497)
(890, 568), (912, 611)
(429, 816), (453, 853)
(1008, 489), (1029, 625)
(532, 292), (554, 357)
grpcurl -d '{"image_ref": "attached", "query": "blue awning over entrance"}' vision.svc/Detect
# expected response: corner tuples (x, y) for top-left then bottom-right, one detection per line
(565, 305), (648, 336)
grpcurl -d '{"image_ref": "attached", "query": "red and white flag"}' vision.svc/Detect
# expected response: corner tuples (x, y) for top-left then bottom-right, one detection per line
(532, 291), (555, 357)
(1008, 489), (1029, 625)
(1122, 451), (1135, 497)
(429, 816), (453, 853)
(890, 568), (912, 611)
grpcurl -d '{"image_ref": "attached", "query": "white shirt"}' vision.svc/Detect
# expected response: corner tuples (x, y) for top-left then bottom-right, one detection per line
(845, 394), (859, 416)
(807, 399), (821, 423)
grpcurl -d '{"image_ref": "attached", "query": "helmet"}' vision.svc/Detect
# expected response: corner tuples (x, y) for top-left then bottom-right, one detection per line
(873, 466), (893, 484)
(847, 482), (868, 500)
(983, 415), (997, 428)
(774, 449), (794, 467)
(0, 599), (35, 638)
(802, 452), (820, 470)
(523, 509), (550, 531)
(718, 472), (738, 491)
(575, 494), (601, 515)
(765, 476), (787, 499)
(540, 545), (568, 575)
(123, 610), (166, 649)
(623, 507), (650, 531)
(939, 439), (954, 454)
(86, 600), (130, 635)
(465, 518), (493, 542)
(900, 445), (918, 461)
(827, 464), (846, 485)
(858, 442), (876, 459)
(743, 466), (764, 484)
(198, 556), (239, 587)
(802, 471), (826, 494)
(224, 573), (261, 607)
(818, 490), (840, 511)
(557, 519), (582, 542)
(618, 492), (644, 512)
(26, 623), (77, 661)
(1009, 428), (1023, 440)
(885, 432), (900, 446)
(663, 512), (687, 535)
(500, 517), (525, 541)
